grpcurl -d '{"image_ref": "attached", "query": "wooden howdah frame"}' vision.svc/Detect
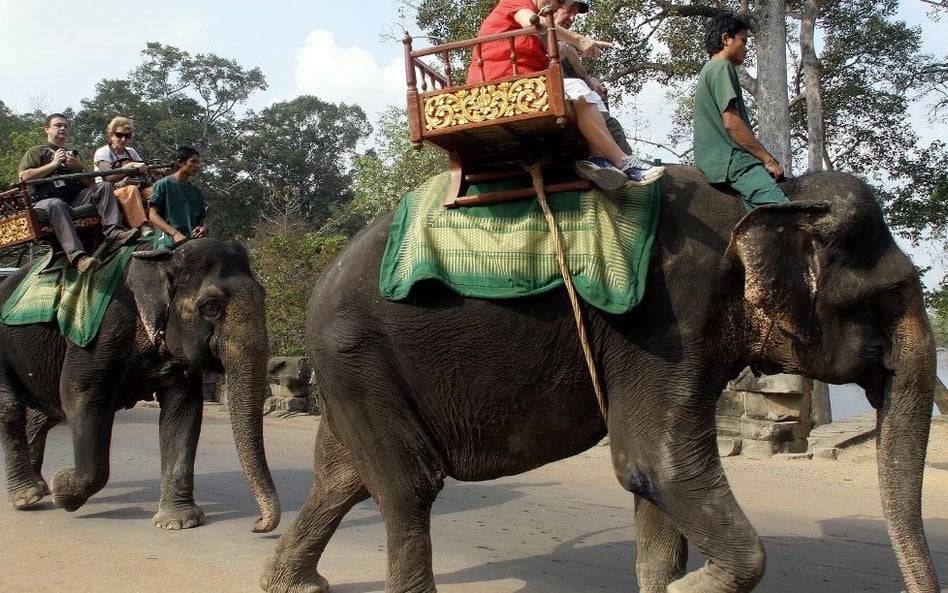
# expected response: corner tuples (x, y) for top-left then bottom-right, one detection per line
(403, 9), (591, 207)
(0, 166), (144, 251)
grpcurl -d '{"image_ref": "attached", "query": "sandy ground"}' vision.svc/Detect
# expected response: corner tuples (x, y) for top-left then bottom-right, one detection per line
(0, 408), (946, 593)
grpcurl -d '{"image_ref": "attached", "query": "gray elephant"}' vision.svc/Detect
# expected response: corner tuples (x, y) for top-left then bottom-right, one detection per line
(0, 238), (280, 533)
(261, 166), (937, 593)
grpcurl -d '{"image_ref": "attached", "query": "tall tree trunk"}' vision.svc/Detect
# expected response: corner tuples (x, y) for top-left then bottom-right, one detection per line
(801, 0), (826, 172)
(751, 0), (793, 172)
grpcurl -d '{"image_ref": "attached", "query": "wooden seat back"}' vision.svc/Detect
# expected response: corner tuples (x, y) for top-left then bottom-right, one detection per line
(403, 9), (591, 207)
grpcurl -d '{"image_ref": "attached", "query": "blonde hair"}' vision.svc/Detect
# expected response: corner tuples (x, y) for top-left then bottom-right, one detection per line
(106, 116), (134, 136)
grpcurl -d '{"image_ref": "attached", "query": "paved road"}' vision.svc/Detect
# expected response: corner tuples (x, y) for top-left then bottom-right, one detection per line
(1, 404), (947, 593)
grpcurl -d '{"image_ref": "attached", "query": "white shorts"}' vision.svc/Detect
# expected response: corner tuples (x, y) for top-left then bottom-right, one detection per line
(563, 78), (608, 113)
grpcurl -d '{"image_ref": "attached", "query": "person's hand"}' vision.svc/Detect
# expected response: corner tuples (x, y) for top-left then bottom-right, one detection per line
(191, 226), (207, 239)
(63, 151), (84, 172)
(587, 76), (606, 100)
(577, 37), (613, 59)
(172, 230), (187, 245)
(764, 156), (785, 180)
(53, 148), (68, 167)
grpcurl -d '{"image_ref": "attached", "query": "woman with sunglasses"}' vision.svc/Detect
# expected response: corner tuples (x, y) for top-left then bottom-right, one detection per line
(93, 116), (151, 230)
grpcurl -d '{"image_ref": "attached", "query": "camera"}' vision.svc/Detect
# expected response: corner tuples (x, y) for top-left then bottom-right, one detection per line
(68, 149), (79, 157)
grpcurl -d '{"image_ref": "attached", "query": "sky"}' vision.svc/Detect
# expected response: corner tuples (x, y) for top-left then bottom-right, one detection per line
(1, 0), (946, 282)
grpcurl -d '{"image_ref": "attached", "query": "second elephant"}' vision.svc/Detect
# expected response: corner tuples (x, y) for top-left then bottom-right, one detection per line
(0, 238), (280, 533)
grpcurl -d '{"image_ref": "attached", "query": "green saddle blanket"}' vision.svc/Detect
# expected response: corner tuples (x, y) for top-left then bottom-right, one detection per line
(380, 171), (661, 314)
(0, 240), (143, 346)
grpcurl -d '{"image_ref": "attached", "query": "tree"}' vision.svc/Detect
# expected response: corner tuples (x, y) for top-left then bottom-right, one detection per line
(338, 107), (449, 233)
(247, 222), (346, 356)
(239, 96), (372, 233)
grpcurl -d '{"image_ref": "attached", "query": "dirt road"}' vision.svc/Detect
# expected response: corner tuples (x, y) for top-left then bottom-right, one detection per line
(1, 406), (946, 593)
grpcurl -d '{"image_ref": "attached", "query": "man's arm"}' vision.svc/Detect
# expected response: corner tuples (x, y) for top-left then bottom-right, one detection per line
(514, 8), (604, 58)
(559, 42), (606, 98)
(148, 205), (188, 245)
(18, 148), (63, 182)
(722, 103), (784, 179)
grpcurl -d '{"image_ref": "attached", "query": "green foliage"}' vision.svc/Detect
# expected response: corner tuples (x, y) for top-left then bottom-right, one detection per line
(339, 107), (448, 232)
(239, 96), (372, 231)
(248, 225), (346, 356)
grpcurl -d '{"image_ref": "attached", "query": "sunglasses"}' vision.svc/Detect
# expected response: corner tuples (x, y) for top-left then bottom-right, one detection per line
(113, 132), (133, 139)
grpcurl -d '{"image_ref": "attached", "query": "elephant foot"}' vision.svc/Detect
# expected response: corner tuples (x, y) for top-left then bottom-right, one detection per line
(51, 468), (89, 512)
(153, 504), (206, 530)
(8, 482), (46, 509)
(260, 553), (330, 593)
(667, 561), (755, 593)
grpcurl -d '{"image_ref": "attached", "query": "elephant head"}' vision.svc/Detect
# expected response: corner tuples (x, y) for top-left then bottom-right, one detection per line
(727, 171), (937, 591)
(127, 238), (280, 533)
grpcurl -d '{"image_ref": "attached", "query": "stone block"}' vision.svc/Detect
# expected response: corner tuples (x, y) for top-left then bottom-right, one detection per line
(813, 447), (840, 461)
(741, 439), (781, 459)
(716, 391), (745, 419)
(716, 415), (741, 437)
(717, 437), (742, 457)
(729, 370), (807, 395)
(264, 395), (309, 415)
(739, 418), (797, 442)
(742, 391), (802, 422)
(268, 356), (312, 399)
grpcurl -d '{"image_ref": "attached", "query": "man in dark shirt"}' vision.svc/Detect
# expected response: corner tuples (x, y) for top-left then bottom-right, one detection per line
(18, 113), (139, 272)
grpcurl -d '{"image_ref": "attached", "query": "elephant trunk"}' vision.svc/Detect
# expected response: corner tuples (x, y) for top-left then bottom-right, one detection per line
(877, 298), (939, 592)
(219, 295), (281, 533)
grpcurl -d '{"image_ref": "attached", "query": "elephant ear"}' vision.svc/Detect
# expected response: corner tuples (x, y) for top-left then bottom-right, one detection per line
(126, 255), (175, 350)
(725, 201), (831, 344)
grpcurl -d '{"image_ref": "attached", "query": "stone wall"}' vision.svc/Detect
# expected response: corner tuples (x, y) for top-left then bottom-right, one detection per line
(717, 369), (816, 459)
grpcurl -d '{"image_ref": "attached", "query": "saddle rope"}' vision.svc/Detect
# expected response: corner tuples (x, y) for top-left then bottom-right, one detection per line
(524, 161), (608, 423)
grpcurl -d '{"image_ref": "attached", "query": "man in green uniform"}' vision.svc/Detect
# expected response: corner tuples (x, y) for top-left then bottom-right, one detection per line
(693, 13), (787, 211)
(146, 146), (207, 251)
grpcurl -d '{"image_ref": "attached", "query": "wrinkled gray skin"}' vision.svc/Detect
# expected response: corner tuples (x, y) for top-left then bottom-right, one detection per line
(0, 238), (280, 533)
(261, 166), (937, 593)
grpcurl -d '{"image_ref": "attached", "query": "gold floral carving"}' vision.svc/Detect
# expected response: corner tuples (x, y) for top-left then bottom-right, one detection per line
(0, 217), (32, 247)
(423, 76), (550, 131)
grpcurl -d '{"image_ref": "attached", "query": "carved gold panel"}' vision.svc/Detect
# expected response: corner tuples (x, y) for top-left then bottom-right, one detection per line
(0, 216), (34, 248)
(423, 76), (550, 131)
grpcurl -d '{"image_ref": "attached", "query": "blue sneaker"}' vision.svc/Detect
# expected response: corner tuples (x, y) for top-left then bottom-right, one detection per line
(575, 157), (628, 191)
(622, 156), (665, 186)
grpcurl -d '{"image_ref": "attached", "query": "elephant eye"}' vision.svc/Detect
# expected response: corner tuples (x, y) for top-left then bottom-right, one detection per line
(198, 297), (223, 320)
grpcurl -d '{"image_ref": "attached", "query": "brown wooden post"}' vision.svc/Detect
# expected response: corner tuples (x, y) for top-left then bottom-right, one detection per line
(403, 32), (424, 149)
(542, 9), (568, 124)
(442, 50), (453, 87)
(509, 37), (519, 76)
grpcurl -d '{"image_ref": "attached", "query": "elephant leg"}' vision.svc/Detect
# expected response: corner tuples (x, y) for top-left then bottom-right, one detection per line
(52, 400), (116, 512)
(262, 420), (370, 593)
(634, 495), (688, 593)
(0, 393), (47, 508)
(152, 380), (206, 529)
(26, 407), (60, 496)
(610, 405), (764, 593)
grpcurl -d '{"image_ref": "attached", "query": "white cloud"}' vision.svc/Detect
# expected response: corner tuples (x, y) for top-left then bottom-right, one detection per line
(292, 30), (404, 121)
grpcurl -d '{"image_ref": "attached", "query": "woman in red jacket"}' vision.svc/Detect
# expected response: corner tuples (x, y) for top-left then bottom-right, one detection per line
(467, 0), (664, 190)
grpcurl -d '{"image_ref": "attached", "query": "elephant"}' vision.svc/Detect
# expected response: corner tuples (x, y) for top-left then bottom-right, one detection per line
(260, 166), (937, 593)
(0, 238), (280, 533)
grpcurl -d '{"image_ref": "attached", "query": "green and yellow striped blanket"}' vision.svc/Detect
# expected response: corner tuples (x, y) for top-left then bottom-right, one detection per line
(1, 240), (142, 346)
(380, 171), (661, 314)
